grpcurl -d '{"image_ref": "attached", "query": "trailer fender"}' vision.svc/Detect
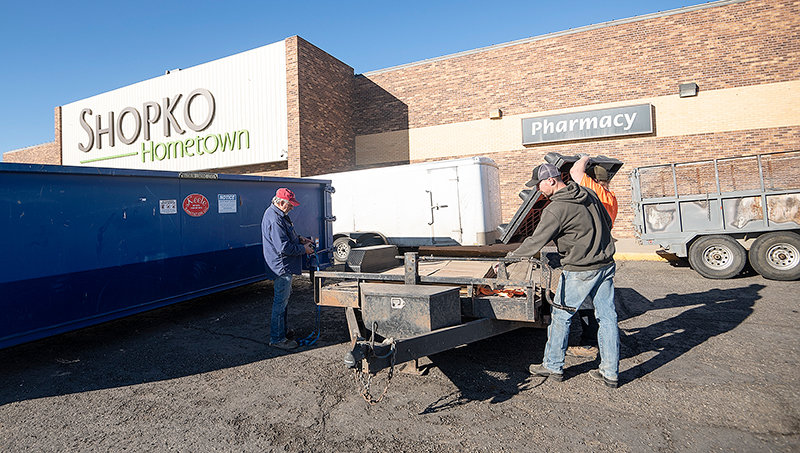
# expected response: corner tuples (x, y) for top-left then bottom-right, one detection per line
(332, 232), (389, 263)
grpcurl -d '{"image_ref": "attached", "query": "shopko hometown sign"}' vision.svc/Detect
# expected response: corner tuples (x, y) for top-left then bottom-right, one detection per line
(62, 40), (288, 171)
(522, 104), (653, 145)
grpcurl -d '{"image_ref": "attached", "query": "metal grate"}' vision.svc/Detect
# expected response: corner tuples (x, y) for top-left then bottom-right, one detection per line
(507, 197), (549, 243)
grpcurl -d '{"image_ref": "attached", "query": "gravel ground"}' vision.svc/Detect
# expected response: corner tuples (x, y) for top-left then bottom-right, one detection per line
(0, 260), (798, 452)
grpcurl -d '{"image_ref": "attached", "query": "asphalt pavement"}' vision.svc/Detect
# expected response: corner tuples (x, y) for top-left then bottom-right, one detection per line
(0, 260), (797, 452)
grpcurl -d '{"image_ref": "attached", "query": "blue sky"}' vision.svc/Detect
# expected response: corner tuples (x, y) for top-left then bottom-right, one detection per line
(0, 0), (706, 159)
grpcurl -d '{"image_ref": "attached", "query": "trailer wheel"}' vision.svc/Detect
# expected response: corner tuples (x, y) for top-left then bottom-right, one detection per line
(333, 237), (355, 264)
(688, 235), (747, 279)
(748, 231), (800, 281)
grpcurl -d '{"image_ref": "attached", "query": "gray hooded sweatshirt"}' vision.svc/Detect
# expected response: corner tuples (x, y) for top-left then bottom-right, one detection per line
(510, 181), (615, 271)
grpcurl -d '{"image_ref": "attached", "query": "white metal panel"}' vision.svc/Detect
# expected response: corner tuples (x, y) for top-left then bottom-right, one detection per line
(455, 159), (502, 244)
(61, 41), (288, 172)
(313, 157), (501, 246)
(427, 166), (463, 245)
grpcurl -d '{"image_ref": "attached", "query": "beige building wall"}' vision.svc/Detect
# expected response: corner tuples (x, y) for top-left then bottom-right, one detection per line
(355, 81), (800, 165)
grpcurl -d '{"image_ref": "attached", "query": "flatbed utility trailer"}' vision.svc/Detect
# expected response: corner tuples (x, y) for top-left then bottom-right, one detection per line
(313, 153), (623, 400)
(631, 150), (800, 280)
(314, 252), (553, 374)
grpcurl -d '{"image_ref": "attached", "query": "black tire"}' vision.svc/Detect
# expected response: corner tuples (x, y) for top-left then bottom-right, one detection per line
(748, 231), (800, 281)
(688, 235), (747, 279)
(332, 237), (355, 264)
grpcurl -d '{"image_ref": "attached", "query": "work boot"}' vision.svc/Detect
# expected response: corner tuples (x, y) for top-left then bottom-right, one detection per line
(269, 338), (299, 350)
(566, 345), (598, 358)
(588, 369), (618, 388)
(528, 364), (563, 381)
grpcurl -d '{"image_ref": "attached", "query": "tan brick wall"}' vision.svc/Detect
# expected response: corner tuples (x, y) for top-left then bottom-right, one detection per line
(252, 36), (355, 178)
(355, 0), (799, 135)
(4, 107), (62, 165)
(355, 80), (800, 165)
(351, 0), (800, 238)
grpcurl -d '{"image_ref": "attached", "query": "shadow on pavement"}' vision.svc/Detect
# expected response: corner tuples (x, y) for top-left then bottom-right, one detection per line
(418, 327), (548, 414)
(420, 282), (763, 407)
(0, 279), (347, 406)
(617, 283), (761, 382)
(567, 283), (762, 384)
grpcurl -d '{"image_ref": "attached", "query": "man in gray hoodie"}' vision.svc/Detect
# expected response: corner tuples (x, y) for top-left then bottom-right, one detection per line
(509, 163), (619, 388)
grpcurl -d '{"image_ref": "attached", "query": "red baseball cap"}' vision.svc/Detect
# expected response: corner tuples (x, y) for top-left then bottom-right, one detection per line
(276, 188), (300, 206)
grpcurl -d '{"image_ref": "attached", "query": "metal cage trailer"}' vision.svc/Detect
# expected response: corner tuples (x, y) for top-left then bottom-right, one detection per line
(630, 150), (800, 280)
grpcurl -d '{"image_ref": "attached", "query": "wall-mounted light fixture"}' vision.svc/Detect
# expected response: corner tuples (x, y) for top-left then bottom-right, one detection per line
(489, 109), (503, 119)
(679, 82), (699, 98)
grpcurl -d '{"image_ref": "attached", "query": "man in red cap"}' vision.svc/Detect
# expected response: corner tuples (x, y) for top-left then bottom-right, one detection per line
(261, 188), (314, 350)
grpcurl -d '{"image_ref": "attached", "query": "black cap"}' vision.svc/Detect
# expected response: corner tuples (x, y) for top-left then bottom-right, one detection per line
(525, 163), (560, 187)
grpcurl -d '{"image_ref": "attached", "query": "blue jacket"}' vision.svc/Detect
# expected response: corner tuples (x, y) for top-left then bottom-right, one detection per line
(261, 203), (305, 277)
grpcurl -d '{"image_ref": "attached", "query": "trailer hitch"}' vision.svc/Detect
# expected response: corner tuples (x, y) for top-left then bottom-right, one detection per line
(344, 339), (396, 368)
(344, 343), (367, 368)
(343, 331), (396, 371)
(345, 324), (397, 404)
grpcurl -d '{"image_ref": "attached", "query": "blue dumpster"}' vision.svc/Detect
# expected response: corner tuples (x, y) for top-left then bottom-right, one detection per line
(0, 163), (333, 349)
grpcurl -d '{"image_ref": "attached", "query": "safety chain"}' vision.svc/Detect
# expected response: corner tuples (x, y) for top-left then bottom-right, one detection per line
(354, 340), (396, 405)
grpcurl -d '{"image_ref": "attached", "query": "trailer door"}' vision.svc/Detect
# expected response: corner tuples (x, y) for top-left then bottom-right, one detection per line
(426, 166), (463, 245)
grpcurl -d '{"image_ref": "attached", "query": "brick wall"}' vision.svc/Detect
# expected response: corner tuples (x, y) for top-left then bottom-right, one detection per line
(294, 37), (355, 176)
(355, 0), (799, 135)
(207, 160), (292, 177)
(351, 0), (800, 238)
(285, 36), (302, 178)
(251, 37), (355, 178)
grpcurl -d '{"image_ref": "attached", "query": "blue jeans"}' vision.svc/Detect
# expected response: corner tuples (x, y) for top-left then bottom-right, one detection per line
(543, 262), (618, 380)
(270, 273), (293, 343)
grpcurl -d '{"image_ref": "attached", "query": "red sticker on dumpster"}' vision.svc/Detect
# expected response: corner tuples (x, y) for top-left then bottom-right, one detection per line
(183, 193), (209, 217)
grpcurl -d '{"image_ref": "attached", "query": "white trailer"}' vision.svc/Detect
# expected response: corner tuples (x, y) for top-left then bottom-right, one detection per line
(312, 157), (502, 262)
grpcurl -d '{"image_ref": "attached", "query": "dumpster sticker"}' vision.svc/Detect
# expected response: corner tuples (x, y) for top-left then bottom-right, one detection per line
(159, 199), (177, 215)
(218, 194), (237, 214)
(183, 193), (209, 217)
